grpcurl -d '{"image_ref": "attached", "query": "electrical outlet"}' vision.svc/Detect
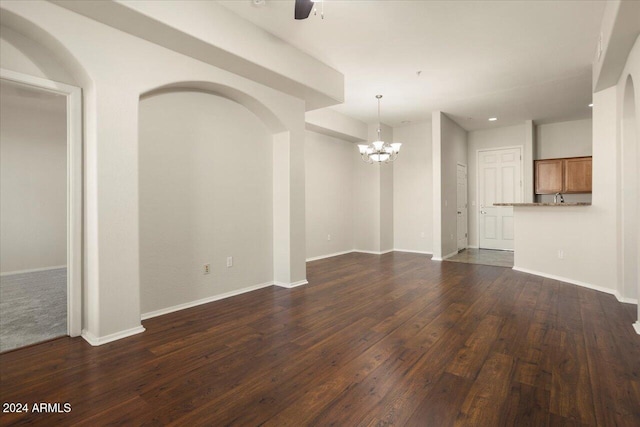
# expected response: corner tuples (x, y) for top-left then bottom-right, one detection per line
(557, 250), (564, 260)
(420, 231), (425, 238)
(327, 234), (331, 241)
(203, 263), (211, 274)
(226, 256), (233, 268)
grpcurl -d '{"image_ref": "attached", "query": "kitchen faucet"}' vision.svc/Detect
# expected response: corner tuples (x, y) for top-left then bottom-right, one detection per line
(554, 192), (564, 203)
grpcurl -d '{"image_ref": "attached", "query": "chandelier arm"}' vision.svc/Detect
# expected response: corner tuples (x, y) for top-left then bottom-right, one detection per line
(377, 95), (382, 141)
(358, 94), (400, 164)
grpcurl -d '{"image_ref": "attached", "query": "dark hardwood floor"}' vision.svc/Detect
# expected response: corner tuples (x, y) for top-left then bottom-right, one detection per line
(1, 252), (639, 426)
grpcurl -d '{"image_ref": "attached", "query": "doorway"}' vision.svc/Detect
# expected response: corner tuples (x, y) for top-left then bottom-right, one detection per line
(0, 70), (81, 352)
(477, 147), (522, 251)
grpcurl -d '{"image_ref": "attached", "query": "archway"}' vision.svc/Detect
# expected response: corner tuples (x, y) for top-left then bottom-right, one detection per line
(140, 82), (286, 134)
(138, 88), (277, 317)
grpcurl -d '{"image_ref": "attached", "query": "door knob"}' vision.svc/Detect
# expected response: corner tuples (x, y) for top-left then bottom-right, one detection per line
(480, 210), (487, 214)
(457, 211), (462, 214)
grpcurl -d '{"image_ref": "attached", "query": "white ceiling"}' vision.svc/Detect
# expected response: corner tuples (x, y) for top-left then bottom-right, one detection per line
(219, 0), (606, 131)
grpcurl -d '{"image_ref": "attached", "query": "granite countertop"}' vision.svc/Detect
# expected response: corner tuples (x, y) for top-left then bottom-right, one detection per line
(493, 202), (591, 207)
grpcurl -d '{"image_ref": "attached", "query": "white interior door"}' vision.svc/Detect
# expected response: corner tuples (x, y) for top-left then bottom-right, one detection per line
(478, 147), (522, 250)
(457, 164), (468, 251)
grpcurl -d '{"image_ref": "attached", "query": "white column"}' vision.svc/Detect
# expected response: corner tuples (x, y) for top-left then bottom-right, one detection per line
(83, 85), (145, 344)
(273, 130), (307, 287)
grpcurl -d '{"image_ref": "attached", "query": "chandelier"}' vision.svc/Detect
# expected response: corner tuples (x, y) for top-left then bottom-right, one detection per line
(357, 95), (402, 163)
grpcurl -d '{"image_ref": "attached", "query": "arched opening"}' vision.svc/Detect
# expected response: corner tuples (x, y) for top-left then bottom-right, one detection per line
(621, 75), (639, 325)
(140, 82), (286, 134)
(138, 89), (276, 317)
(0, 8), (90, 88)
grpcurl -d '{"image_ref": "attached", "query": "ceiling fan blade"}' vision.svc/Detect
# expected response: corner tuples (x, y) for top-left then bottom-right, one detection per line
(294, 0), (313, 20)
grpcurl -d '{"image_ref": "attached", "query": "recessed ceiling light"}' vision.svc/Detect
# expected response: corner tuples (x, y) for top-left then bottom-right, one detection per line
(401, 120), (411, 124)
(488, 117), (498, 121)
(588, 103), (593, 107)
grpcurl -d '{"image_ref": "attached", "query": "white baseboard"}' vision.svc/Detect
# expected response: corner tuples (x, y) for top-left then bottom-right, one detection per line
(353, 249), (394, 255)
(614, 294), (639, 305)
(432, 250), (459, 262)
(392, 248), (433, 255)
(308, 249), (426, 261)
(467, 245), (479, 249)
(634, 322), (640, 335)
(306, 250), (354, 262)
(1, 265), (66, 277)
(353, 249), (379, 255)
(274, 280), (309, 289)
(82, 325), (145, 346)
(142, 281), (274, 320)
(512, 266), (623, 300)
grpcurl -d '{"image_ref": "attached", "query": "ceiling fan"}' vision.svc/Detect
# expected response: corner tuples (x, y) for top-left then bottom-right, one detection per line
(295, 0), (320, 20)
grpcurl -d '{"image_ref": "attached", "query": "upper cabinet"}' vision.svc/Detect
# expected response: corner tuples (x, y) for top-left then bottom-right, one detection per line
(535, 159), (564, 194)
(563, 157), (592, 193)
(535, 156), (592, 194)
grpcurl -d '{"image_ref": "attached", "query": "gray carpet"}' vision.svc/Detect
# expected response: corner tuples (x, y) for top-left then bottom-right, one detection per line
(0, 268), (67, 352)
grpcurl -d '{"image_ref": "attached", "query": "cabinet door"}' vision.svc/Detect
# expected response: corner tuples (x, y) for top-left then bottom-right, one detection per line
(535, 159), (563, 194)
(563, 157), (592, 193)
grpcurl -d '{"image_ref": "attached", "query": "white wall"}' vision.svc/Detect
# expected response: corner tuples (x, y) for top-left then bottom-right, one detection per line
(352, 146), (379, 252)
(467, 123), (526, 247)
(138, 91), (273, 314)
(55, 0), (343, 110)
(515, 33), (640, 312)
(616, 36), (640, 322)
(536, 118), (593, 203)
(514, 87), (624, 300)
(352, 123), (394, 253)
(380, 156), (394, 252)
(0, 82), (66, 273)
(393, 121), (433, 253)
(536, 118), (593, 159)
(305, 130), (354, 260)
(1, 0), (308, 342)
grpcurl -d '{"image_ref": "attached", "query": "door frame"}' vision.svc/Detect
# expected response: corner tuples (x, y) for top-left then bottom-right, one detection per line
(456, 162), (468, 251)
(476, 145), (524, 250)
(1, 68), (82, 337)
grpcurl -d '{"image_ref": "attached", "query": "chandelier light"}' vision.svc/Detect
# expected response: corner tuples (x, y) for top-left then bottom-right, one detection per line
(357, 95), (402, 163)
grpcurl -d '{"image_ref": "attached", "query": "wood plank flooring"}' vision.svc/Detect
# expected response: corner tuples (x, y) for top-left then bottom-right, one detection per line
(1, 252), (639, 426)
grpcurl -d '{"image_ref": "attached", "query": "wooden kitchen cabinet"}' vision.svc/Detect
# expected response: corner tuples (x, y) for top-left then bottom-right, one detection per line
(535, 156), (592, 194)
(535, 159), (563, 194)
(563, 157), (592, 193)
